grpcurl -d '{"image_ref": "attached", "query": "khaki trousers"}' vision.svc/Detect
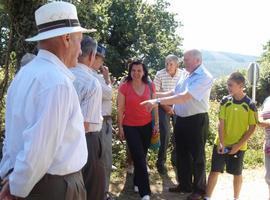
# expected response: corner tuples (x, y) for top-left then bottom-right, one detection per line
(21, 171), (86, 200)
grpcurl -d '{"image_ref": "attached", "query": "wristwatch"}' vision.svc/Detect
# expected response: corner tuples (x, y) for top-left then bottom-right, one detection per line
(155, 99), (161, 105)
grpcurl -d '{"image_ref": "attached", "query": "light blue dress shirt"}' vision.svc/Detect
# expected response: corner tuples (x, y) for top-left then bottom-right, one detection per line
(174, 64), (213, 117)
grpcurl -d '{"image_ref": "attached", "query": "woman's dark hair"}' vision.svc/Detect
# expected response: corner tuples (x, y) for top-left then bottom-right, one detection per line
(125, 60), (149, 84)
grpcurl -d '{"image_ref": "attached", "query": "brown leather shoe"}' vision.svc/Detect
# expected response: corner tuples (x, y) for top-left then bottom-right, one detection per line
(186, 193), (203, 200)
(105, 192), (115, 200)
(168, 185), (192, 193)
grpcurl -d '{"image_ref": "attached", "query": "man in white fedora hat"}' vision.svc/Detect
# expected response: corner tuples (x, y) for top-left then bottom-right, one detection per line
(0, 1), (95, 200)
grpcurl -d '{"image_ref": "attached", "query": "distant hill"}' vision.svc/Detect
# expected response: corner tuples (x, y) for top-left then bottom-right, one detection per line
(201, 50), (258, 78)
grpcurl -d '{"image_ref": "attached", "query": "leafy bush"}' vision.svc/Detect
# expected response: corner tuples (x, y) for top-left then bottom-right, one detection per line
(210, 69), (251, 102)
(111, 100), (265, 172)
(77, 0), (183, 77)
(256, 64), (270, 105)
(210, 77), (228, 101)
(207, 100), (219, 145)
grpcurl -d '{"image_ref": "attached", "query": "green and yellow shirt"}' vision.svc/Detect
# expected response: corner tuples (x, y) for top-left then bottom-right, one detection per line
(215, 95), (258, 151)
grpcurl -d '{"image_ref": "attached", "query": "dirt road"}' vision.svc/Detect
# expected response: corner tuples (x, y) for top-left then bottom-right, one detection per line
(110, 167), (268, 200)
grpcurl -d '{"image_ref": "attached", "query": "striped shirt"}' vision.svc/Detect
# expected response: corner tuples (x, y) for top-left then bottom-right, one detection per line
(70, 63), (103, 132)
(154, 68), (184, 92)
(89, 68), (112, 116)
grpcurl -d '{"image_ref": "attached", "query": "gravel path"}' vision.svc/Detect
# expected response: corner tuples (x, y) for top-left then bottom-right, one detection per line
(110, 167), (268, 200)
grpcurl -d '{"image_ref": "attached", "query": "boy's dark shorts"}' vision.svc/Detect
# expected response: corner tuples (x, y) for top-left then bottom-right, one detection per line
(210, 145), (245, 175)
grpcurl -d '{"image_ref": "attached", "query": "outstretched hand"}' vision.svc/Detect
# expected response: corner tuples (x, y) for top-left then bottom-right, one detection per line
(140, 99), (157, 112)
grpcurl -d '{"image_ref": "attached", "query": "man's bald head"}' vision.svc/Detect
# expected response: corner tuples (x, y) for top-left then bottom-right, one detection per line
(183, 49), (202, 73)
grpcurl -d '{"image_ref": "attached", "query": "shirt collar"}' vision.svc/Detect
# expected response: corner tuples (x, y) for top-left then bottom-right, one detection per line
(165, 68), (180, 78)
(77, 63), (92, 74)
(88, 67), (98, 74)
(192, 64), (205, 75)
(186, 64), (205, 76)
(37, 49), (75, 81)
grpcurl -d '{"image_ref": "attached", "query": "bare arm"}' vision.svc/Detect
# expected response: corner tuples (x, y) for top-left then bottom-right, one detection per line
(117, 91), (125, 141)
(156, 90), (175, 114)
(141, 91), (193, 112)
(258, 114), (270, 128)
(160, 92), (192, 105)
(259, 120), (270, 128)
(101, 66), (111, 85)
(217, 119), (225, 153)
(153, 92), (159, 132)
(156, 90), (174, 98)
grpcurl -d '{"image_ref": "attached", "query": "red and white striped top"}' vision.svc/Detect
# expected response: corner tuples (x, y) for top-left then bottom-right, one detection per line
(153, 68), (184, 92)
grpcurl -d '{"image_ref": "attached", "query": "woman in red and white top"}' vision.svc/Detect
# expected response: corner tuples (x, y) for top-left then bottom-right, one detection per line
(117, 60), (158, 200)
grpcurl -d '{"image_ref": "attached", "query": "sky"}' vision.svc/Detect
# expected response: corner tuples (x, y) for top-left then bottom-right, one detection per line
(166, 0), (270, 56)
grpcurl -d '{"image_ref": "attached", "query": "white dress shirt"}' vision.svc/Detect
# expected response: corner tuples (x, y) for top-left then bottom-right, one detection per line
(174, 64), (213, 117)
(90, 70), (112, 116)
(0, 50), (88, 197)
(71, 63), (103, 132)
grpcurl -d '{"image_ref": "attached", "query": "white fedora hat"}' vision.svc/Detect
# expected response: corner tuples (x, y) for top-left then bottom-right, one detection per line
(26, 1), (96, 42)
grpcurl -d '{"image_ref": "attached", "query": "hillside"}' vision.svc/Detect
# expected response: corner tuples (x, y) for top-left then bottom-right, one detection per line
(202, 50), (258, 78)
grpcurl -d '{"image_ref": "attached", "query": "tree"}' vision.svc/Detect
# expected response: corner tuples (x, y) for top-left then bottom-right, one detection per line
(256, 41), (270, 105)
(210, 77), (228, 101)
(77, 0), (183, 76)
(0, 0), (183, 132)
(0, 0), (43, 132)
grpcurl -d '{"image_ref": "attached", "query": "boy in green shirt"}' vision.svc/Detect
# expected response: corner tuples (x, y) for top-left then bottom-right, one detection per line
(204, 72), (257, 200)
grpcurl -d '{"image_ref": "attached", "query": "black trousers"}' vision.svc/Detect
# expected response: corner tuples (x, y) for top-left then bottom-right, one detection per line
(82, 132), (105, 200)
(174, 113), (209, 195)
(123, 122), (152, 197)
